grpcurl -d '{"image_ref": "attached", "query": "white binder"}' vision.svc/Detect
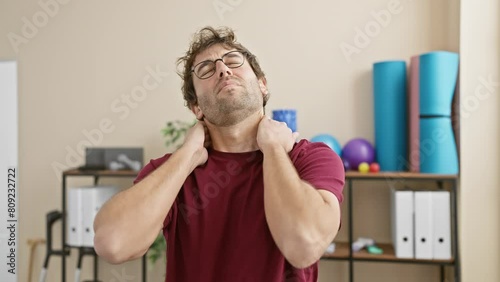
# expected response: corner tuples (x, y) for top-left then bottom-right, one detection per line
(414, 191), (433, 259)
(390, 189), (414, 258)
(67, 187), (83, 246)
(81, 186), (119, 247)
(432, 191), (452, 259)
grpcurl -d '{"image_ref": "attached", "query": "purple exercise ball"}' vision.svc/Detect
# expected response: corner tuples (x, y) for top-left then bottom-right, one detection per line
(342, 138), (375, 170)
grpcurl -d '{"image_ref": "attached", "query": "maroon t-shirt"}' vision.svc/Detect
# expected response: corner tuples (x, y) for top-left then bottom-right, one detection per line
(134, 139), (344, 282)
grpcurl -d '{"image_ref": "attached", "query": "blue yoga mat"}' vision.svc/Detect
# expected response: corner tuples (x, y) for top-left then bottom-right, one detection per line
(373, 61), (408, 171)
(419, 51), (459, 116)
(420, 117), (459, 174)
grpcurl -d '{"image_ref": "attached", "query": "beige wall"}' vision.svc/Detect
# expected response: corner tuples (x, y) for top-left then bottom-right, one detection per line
(460, 0), (500, 281)
(1, 0), (495, 281)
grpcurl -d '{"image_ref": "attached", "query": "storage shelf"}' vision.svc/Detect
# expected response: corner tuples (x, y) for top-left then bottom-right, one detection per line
(61, 168), (145, 282)
(322, 173), (460, 281)
(63, 168), (138, 177)
(322, 242), (454, 265)
(322, 242), (350, 259)
(346, 171), (458, 181)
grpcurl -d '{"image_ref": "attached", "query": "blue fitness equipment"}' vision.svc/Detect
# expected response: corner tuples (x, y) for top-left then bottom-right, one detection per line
(272, 109), (297, 132)
(419, 51), (459, 174)
(310, 134), (342, 156)
(373, 61), (408, 171)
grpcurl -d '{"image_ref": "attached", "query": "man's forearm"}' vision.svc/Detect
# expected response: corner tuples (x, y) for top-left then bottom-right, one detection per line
(93, 146), (197, 264)
(262, 145), (340, 268)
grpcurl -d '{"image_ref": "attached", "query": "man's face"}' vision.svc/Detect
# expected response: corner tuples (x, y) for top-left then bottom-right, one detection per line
(191, 44), (268, 126)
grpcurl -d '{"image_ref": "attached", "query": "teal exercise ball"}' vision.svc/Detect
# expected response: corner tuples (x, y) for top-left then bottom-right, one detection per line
(310, 134), (342, 156)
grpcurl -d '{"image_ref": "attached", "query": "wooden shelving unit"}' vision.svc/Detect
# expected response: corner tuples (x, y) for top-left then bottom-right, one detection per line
(320, 172), (460, 281)
(323, 242), (455, 264)
(60, 168), (146, 282)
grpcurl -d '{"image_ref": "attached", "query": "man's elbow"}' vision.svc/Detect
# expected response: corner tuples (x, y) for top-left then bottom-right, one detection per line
(283, 236), (329, 269)
(94, 232), (124, 264)
(94, 231), (144, 264)
(285, 245), (323, 269)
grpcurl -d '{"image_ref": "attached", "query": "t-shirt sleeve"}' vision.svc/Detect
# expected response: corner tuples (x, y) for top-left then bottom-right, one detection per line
(133, 160), (157, 185)
(291, 140), (345, 204)
(133, 154), (175, 229)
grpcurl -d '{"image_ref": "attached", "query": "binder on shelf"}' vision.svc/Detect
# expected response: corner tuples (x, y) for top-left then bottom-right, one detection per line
(81, 186), (119, 247)
(414, 191), (433, 259)
(67, 187), (83, 246)
(81, 187), (95, 247)
(432, 191), (452, 259)
(390, 188), (414, 258)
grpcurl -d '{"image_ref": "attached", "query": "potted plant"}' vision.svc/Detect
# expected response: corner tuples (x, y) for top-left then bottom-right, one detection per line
(161, 120), (197, 149)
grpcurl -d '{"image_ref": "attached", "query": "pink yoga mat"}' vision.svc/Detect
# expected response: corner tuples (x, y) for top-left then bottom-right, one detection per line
(409, 55), (420, 172)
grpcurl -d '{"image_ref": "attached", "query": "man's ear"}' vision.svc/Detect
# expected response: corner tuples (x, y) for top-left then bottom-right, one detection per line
(258, 77), (268, 97)
(191, 104), (204, 120)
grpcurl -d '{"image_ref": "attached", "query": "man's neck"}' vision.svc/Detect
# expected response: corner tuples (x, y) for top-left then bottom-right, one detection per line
(206, 110), (263, 153)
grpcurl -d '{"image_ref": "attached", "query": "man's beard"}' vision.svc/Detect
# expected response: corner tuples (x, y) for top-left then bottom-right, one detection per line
(198, 79), (262, 127)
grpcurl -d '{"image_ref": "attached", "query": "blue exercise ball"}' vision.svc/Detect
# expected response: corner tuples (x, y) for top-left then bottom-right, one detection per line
(310, 134), (342, 156)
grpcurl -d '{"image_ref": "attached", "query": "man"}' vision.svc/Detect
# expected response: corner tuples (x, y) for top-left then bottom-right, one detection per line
(94, 26), (344, 282)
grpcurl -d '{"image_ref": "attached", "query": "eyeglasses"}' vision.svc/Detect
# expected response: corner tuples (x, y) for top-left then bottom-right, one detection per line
(191, 50), (247, 80)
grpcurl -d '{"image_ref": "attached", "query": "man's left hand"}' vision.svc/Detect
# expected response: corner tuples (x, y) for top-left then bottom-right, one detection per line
(257, 116), (299, 153)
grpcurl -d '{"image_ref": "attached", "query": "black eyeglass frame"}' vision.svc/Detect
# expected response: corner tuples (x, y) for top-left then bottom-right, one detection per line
(191, 50), (248, 80)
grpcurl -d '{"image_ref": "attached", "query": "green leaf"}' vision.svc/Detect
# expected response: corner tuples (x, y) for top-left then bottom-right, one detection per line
(161, 119), (197, 149)
(148, 233), (167, 266)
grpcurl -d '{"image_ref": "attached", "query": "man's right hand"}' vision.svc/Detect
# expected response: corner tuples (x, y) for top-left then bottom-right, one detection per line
(181, 121), (211, 169)
(94, 121), (211, 264)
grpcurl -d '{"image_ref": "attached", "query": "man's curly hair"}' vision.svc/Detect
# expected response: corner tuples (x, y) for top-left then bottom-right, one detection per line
(177, 26), (269, 109)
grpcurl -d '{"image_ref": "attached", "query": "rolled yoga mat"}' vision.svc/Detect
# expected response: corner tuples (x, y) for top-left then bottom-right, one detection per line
(419, 51), (459, 116)
(419, 117), (459, 174)
(373, 61), (408, 171)
(419, 51), (459, 174)
(409, 55), (420, 172)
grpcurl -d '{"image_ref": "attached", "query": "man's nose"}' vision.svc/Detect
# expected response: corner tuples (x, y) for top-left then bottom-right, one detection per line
(215, 60), (233, 78)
